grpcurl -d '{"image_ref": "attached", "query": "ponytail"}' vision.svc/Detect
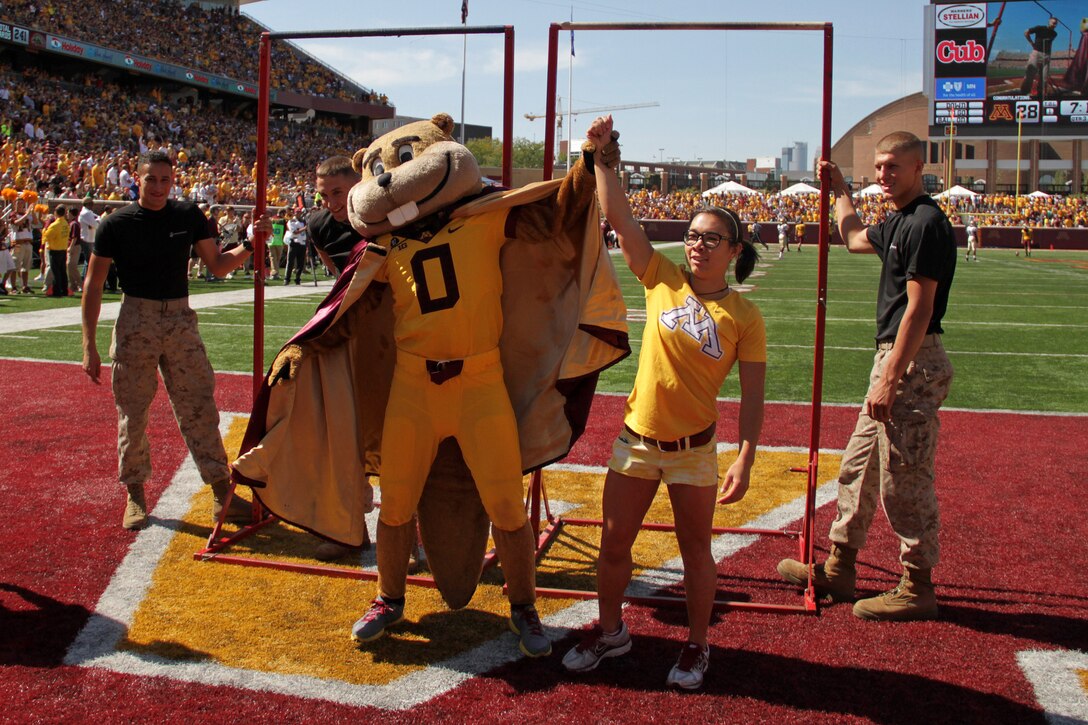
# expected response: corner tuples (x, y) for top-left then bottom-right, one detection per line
(734, 238), (759, 283)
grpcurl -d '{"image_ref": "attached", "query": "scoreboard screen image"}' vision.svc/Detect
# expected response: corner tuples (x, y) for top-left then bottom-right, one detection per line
(926, 1), (1088, 137)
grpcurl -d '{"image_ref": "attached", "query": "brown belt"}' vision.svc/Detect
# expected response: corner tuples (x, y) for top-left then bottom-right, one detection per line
(624, 423), (716, 453)
(876, 333), (941, 351)
(426, 359), (463, 385)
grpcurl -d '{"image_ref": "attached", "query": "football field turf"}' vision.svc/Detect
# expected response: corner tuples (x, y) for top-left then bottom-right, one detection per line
(2, 245), (1087, 722)
(3, 244), (1085, 413)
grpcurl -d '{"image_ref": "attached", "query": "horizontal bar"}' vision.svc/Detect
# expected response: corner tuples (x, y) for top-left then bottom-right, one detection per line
(266, 25), (510, 41)
(558, 21), (830, 32)
(533, 586), (816, 614)
(196, 516), (280, 557)
(560, 517), (799, 538)
(195, 554), (440, 588)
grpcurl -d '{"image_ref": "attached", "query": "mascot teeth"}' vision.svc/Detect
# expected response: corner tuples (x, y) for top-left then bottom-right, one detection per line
(387, 201), (419, 227)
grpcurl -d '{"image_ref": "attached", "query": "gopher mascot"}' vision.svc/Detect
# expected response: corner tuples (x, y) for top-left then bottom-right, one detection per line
(232, 113), (628, 655)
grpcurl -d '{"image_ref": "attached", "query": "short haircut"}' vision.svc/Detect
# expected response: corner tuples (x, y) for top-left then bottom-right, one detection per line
(875, 131), (925, 160)
(54, 205), (67, 217)
(137, 150), (173, 171)
(316, 155), (359, 179)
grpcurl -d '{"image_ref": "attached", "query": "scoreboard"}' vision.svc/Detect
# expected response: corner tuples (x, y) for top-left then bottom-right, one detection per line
(926, 1), (1088, 137)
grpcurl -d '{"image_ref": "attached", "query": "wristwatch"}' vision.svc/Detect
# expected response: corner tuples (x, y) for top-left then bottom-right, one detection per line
(242, 239), (254, 252)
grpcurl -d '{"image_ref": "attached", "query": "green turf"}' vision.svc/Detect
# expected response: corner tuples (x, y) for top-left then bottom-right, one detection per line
(2, 246), (1086, 412)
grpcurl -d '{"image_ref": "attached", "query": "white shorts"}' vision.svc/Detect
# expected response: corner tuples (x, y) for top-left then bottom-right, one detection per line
(607, 430), (718, 487)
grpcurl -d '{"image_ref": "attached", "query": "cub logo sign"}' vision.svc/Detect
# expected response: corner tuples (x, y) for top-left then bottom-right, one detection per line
(936, 39), (986, 64)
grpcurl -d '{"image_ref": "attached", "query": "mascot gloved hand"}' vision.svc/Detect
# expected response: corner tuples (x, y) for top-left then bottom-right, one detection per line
(233, 112), (628, 654)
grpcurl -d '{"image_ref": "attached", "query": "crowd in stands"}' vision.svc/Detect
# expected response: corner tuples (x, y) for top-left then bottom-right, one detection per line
(645, 188), (1088, 228)
(0, 60), (364, 207)
(2, 0), (390, 105)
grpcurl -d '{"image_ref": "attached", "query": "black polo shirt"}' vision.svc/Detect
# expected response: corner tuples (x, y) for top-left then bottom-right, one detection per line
(1028, 25), (1057, 54)
(94, 200), (210, 300)
(867, 195), (957, 342)
(307, 208), (362, 274)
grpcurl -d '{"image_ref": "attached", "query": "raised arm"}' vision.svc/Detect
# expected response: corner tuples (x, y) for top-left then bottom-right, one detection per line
(820, 159), (873, 253)
(586, 115), (653, 278)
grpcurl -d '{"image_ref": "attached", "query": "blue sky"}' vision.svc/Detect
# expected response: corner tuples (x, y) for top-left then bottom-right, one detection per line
(245, 0), (931, 166)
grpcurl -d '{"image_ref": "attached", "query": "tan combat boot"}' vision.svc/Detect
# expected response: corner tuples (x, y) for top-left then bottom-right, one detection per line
(853, 567), (937, 621)
(777, 543), (857, 602)
(209, 479), (253, 525)
(123, 483), (148, 530)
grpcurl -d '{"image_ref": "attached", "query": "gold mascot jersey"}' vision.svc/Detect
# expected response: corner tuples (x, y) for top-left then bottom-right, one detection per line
(375, 210), (509, 359)
(372, 208), (527, 531)
(625, 251), (767, 441)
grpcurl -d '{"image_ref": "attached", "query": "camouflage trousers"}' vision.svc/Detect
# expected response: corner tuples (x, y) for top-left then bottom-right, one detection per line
(110, 295), (229, 487)
(828, 334), (953, 570)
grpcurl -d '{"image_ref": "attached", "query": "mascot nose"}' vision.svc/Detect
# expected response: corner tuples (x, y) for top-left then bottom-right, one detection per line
(376, 172), (393, 188)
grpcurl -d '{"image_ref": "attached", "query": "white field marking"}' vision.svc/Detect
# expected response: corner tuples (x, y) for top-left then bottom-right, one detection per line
(762, 315), (1088, 329)
(0, 282), (334, 335)
(198, 322), (301, 330)
(984, 255), (1088, 280)
(591, 387), (1088, 417)
(1016, 649), (1088, 722)
(1, 359), (1079, 419)
(766, 343), (1088, 359)
(64, 416), (840, 711)
(765, 286), (1088, 296)
(756, 298), (1088, 310)
(37, 328), (81, 334)
(0, 334), (38, 339)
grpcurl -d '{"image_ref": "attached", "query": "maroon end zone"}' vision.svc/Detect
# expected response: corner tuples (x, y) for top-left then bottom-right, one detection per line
(1, 358), (1085, 722)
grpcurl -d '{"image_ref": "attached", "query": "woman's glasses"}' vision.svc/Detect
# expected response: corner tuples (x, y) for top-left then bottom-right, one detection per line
(684, 230), (732, 249)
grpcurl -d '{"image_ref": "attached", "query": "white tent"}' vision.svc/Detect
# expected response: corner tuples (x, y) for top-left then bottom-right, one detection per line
(777, 182), (821, 196)
(854, 183), (884, 197)
(1026, 190), (1051, 198)
(933, 184), (978, 199)
(702, 180), (759, 197)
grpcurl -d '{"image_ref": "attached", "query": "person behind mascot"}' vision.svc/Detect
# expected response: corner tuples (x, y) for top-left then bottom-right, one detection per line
(230, 113), (628, 657)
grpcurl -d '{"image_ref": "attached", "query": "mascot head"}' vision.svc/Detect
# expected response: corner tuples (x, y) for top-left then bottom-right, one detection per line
(347, 113), (483, 237)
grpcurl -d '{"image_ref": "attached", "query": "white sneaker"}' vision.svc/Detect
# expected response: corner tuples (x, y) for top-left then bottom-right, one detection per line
(562, 621), (631, 672)
(665, 642), (709, 690)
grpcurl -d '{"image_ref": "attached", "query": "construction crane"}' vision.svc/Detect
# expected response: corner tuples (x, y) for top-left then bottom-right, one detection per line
(524, 100), (659, 128)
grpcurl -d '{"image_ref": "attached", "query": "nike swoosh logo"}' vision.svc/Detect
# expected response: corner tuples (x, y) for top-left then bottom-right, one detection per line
(169, 231), (188, 238)
(447, 223), (465, 234)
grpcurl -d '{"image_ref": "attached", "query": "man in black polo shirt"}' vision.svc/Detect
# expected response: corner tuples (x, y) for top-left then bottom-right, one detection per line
(308, 155), (363, 276)
(1021, 16), (1059, 97)
(80, 150), (262, 530)
(778, 131), (956, 621)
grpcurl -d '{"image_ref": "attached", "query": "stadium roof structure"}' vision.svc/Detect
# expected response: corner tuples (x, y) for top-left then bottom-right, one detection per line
(702, 180), (759, 196)
(854, 183), (884, 197)
(934, 184), (979, 199)
(777, 182), (821, 196)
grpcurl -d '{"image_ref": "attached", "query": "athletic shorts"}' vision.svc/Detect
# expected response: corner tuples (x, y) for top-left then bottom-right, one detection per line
(607, 430), (718, 487)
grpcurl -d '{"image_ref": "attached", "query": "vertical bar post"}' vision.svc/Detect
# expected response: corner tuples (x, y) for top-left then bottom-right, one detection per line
(804, 24), (834, 577)
(253, 33), (272, 401)
(543, 24), (560, 181)
(502, 27), (515, 187)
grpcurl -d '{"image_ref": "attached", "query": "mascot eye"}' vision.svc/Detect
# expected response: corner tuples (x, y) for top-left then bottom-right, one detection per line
(370, 158), (385, 176)
(397, 144), (414, 164)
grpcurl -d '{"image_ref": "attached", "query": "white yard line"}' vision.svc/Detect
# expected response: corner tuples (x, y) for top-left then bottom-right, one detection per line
(0, 281), (334, 335)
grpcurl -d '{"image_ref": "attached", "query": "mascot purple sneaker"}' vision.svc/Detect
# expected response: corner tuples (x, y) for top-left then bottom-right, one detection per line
(232, 113), (628, 655)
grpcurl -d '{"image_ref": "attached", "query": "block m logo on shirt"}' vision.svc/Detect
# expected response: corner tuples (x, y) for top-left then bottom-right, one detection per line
(660, 295), (723, 360)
